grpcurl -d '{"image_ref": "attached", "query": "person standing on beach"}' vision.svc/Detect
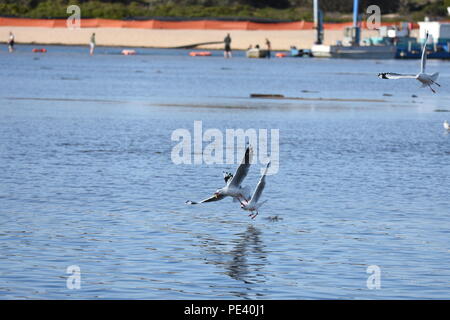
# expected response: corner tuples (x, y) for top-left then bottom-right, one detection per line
(224, 33), (232, 58)
(89, 33), (96, 55)
(265, 38), (271, 59)
(8, 32), (15, 53)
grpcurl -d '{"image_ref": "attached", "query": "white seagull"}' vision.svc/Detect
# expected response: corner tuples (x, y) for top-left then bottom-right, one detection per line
(240, 161), (271, 219)
(444, 120), (450, 131)
(186, 146), (253, 205)
(378, 32), (440, 93)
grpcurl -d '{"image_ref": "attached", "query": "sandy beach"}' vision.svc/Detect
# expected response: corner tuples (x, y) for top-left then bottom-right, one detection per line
(0, 26), (410, 50)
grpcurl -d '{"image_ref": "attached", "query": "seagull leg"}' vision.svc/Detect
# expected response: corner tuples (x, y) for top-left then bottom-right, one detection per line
(251, 211), (259, 219)
(428, 85), (436, 93)
(239, 195), (250, 206)
(433, 81), (441, 87)
(248, 211), (258, 219)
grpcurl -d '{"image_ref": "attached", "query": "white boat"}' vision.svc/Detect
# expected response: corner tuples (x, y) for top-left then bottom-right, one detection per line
(246, 48), (269, 58)
(311, 44), (397, 59)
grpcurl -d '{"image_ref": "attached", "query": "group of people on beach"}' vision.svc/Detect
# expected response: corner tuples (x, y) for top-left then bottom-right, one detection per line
(224, 34), (272, 58)
(247, 38), (272, 58)
(6, 31), (272, 58)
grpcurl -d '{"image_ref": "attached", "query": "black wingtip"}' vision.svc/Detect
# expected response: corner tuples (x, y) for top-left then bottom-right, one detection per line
(244, 145), (252, 164)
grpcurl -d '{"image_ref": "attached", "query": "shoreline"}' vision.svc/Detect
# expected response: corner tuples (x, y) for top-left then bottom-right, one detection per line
(0, 26), (406, 50)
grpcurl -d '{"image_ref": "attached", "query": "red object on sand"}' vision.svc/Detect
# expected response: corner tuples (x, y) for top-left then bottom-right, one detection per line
(189, 51), (212, 56)
(122, 49), (137, 55)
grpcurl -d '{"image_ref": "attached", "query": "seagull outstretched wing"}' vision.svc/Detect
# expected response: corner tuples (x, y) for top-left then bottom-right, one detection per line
(378, 72), (417, 80)
(421, 32), (429, 73)
(228, 145), (253, 188)
(248, 162), (270, 207)
(186, 193), (226, 205)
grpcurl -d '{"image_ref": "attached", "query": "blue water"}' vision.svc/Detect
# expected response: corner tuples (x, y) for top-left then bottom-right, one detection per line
(0, 45), (449, 299)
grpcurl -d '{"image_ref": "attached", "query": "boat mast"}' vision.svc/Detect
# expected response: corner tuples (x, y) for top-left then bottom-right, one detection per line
(313, 0), (324, 44)
(352, 0), (361, 46)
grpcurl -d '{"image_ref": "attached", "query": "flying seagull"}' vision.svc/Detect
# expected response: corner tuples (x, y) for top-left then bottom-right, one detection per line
(378, 32), (440, 93)
(240, 161), (271, 219)
(444, 120), (450, 131)
(186, 146), (253, 205)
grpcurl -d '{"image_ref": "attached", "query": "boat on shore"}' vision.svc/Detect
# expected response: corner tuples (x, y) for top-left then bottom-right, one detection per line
(311, 44), (396, 59)
(311, 0), (397, 59)
(246, 48), (269, 58)
(290, 47), (313, 57)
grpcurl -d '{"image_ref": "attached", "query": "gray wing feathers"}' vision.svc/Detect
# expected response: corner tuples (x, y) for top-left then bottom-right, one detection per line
(228, 146), (253, 187)
(186, 194), (226, 205)
(379, 72), (416, 79)
(249, 162), (270, 205)
(421, 32), (429, 73)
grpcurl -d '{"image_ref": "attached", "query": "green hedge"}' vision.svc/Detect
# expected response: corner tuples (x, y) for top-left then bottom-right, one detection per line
(0, 0), (448, 21)
(0, 1), (309, 20)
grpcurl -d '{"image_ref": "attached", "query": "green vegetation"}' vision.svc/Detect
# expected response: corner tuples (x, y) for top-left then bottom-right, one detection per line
(0, 0), (449, 21)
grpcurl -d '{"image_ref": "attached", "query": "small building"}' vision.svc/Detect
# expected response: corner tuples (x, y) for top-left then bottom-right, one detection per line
(418, 21), (450, 43)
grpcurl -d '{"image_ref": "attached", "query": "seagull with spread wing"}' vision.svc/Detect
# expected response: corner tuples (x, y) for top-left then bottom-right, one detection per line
(378, 32), (440, 93)
(240, 161), (271, 219)
(186, 146), (253, 205)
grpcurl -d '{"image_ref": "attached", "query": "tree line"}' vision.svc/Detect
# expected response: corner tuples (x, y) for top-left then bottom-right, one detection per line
(0, 0), (448, 21)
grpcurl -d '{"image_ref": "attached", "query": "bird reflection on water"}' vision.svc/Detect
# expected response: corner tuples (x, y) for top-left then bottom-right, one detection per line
(196, 224), (268, 298)
(225, 225), (267, 283)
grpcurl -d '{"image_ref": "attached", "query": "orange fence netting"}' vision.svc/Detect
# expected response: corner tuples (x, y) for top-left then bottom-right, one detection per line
(0, 17), (417, 30)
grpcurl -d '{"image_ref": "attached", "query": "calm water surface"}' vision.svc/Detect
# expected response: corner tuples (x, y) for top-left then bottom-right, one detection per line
(0, 45), (449, 299)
